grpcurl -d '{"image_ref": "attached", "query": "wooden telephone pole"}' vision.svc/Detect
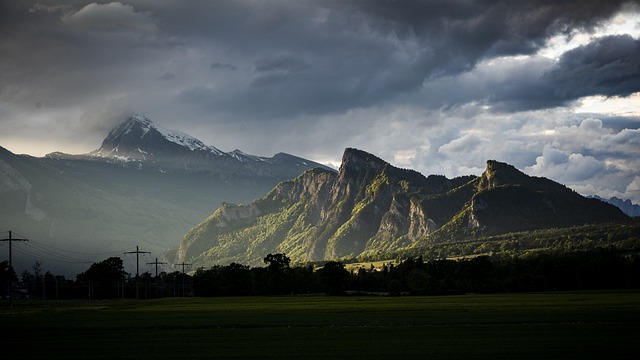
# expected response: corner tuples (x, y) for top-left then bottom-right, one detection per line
(124, 246), (150, 299)
(175, 262), (191, 297)
(146, 258), (167, 277)
(1, 231), (28, 308)
(146, 258), (166, 298)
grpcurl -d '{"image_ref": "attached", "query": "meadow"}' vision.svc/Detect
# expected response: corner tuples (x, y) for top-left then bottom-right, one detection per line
(2, 291), (640, 359)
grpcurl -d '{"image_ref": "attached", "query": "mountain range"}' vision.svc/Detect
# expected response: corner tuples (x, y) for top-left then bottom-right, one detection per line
(2, 116), (633, 275)
(588, 195), (640, 217)
(175, 148), (629, 268)
(0, 115), (331, 275)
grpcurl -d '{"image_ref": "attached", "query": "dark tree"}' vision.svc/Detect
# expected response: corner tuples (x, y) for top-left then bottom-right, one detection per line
(222, 263), (252, 295)
(192, 267), (221, 296)
(79, 257), (127, 299)
(263, 253), (293, 294)
(0, 261), (17, 297)
(317, 261), (350, 295)
(264, 253), (291, 271)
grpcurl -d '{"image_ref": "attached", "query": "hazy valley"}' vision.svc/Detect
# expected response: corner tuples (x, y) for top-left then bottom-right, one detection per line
(0, 115), (331, 275)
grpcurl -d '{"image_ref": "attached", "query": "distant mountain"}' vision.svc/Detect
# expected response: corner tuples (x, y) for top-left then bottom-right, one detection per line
(0, 115), (332, 275)
(175, 148), (628, 268)
(50, 114), (326, 180)
(588, 195), (640, 217)
(91, 114), (226, 161)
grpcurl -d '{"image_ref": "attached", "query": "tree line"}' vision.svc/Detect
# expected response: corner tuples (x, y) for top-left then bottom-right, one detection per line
(3, 245), (640, 300)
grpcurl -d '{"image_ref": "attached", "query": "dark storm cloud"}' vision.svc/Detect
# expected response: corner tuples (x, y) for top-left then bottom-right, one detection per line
(335, 0), (631, 64)
(545, 35), (640, 100)
(254, 55), (311, 73)
(158, 0), (635, 117)
(2, 0), (636, 119)
(2, 0), (639, 203)
(421, 35), (640, 112)
(0, 1), (168, 111)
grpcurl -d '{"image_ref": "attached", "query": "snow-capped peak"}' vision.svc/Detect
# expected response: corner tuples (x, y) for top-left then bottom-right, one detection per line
(152, 120), (223, 154)
(115, 114), (153, 138)
(92, 114), (227, 161)
(130, 114), (220, 153)
(229, 149), (269, 163)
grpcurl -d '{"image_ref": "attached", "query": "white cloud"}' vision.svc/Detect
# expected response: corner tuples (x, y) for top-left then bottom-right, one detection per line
(574, 93), (640, 116)
(62, 2), (159, 34)
(526, 145), (605, 182)
(438, 134), (487, 157)
(626, 176), (640, 196)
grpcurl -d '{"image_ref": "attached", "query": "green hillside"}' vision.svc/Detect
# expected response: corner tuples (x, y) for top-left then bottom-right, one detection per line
(175, 148), (629, 268)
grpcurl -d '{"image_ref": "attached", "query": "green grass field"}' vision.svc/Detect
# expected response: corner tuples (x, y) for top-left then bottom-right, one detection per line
(2, 291), (640, 359)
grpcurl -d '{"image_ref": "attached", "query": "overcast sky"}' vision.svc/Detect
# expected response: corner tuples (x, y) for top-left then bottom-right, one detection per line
(1, 0), (640, 203)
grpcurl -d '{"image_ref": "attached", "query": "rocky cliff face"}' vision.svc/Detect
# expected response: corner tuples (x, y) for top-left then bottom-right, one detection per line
(176, 153), (630, 268)
(429, 160), (629, 241)
(175, 148), (475, 267)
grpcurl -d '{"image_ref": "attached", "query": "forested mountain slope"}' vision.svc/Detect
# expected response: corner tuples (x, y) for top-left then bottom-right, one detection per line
(176, 148), (628, 268)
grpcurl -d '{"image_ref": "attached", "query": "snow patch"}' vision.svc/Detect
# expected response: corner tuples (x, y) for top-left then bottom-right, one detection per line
(229, 149), (270, 162)
(133, 114), (225, 155)
(112, 155), (131, 162)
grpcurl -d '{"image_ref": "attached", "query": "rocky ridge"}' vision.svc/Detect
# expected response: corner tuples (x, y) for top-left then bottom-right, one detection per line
(175, 148), (627, 268)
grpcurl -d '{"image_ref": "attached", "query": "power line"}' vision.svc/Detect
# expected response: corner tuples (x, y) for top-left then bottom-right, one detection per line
(10, 239), (134, 265)
(27, 238), (133, 256)
(11, 246), (92, 265)
(21, 242), (93, 263)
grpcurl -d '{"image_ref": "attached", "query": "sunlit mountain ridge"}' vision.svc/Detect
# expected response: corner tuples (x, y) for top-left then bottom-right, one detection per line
(175, 148), (629, 268)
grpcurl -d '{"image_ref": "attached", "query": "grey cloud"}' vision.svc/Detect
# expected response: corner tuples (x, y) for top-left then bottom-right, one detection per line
(337, 0), (631, 65)
(29, 3), (73, 15)
(251, 55), (312, 87)
(544, 35), (640, 100)
(2, 0), (640, 203)
(501, 35), (640, 111)
(3, 0), (637, 120)
(0, 1), (173, 109)
(62, 2), (159, 34)
(438, 134), (487, 156)
(176, 86), (215, 104)
(157, 72), (176, 81)
(420, 35), (640, 112)
(131, 0), (636, 117)
(210, 62), (237, 71)
(254, 55), (310, 73)
(589, 115), (640, 131)
(527, 145), (608, 183)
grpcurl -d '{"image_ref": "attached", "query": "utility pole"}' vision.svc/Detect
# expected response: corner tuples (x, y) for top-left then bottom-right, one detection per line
(146, 258), (167, 299)
(175, 262), (191, 297)
(1, 231), (28, 308)
(124, 246), (150, 299)
(146, 258), (166, 277)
